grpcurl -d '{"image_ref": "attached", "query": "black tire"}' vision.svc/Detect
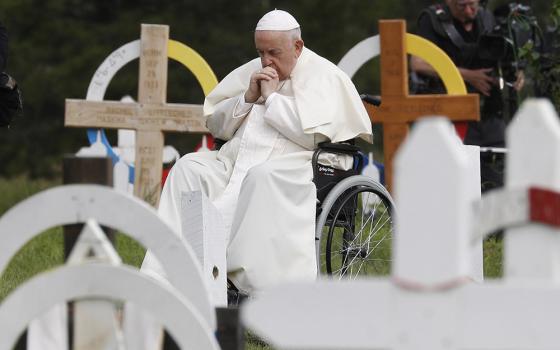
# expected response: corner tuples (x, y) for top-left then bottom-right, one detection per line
(315, 175), (394, 278)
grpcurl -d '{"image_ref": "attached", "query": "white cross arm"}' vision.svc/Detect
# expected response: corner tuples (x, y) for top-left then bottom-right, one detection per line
(243, 280), (560, 350)
(242, 280), (394, 349)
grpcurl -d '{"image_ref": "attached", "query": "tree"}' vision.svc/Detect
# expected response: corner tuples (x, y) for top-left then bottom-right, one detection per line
(0, 0), (548, 178)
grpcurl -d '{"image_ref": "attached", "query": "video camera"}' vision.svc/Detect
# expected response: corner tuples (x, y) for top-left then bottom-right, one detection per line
(478, 3), (538, 71)
(478, 2), (539, 69)
(476, 3), (539, 118)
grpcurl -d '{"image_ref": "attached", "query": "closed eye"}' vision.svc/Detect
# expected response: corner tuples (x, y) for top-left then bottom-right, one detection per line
(257, 49), (282, 57)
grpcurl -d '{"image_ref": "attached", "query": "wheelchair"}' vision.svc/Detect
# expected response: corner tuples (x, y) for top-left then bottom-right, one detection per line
(312, 95), (395, 279)
(312, 142), (394, 279)
(215, 95), (394, 280)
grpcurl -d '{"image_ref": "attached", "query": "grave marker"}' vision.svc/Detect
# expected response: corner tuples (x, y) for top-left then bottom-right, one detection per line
(504, 100), (560, 280)
(0, 261), (220, 350)
(0, 184), (216, 328)
(368, 20), (480, 191)
(65, 24), (211, 206)
(0, 184), (221, 349)
(181, 191), (227, 307)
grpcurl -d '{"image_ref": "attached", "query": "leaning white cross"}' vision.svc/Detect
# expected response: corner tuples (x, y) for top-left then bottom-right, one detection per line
(243, 99), (560, 349)
(0, 218), (219, 349)
(0, 184), (217, 349)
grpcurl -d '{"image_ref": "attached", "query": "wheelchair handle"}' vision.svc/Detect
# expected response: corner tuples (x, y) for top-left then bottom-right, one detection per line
(360, 94), (382, 107)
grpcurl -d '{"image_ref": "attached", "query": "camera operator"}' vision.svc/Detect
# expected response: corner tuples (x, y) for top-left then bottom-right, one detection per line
(0, 20), (7, 73)
(410, 0), (524, 191)
(0, 19), (22, 128)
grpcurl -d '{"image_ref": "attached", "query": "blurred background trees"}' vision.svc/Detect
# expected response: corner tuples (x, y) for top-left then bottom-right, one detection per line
(0, 0), (553, 178)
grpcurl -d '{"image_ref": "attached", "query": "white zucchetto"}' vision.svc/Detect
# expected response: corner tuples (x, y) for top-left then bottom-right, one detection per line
(255, 9), (300, 31)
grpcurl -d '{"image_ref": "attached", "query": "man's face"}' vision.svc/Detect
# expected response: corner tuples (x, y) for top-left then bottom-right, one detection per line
(447, 0), (480, 24)
(255, 30), (303, 81)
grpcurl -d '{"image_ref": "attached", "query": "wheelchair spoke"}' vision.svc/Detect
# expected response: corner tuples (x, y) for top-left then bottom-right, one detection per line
(320, 184), (394, 278)
(347, 202), (391, 276)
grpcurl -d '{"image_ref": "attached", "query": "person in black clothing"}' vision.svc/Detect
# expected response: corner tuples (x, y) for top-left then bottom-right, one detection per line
(0, 20), (22, 128)
(0, 20), (7, 72)
(410, 0), (524, 191)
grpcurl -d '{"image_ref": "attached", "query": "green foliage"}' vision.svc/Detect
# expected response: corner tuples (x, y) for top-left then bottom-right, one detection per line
(0, 0), (441, 178)
(0, 176), (63, 301)
(483, 236), (503, 278)
(0, 175), (60, 214)
(115, 232), (145, 268)
(247, 331), (274, 350)
(518, 0), (560, 111)
(0, 228), (64, 301)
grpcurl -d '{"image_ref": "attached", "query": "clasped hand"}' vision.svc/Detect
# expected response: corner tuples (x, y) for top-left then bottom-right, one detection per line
(244, 66), (279, 103)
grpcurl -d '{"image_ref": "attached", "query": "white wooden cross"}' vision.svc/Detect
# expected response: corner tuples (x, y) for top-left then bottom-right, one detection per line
(0, 184), (217, 348)
(0, 218), (219, 350)
(65, 24), (209, 206)
(242, 100), (560, 350)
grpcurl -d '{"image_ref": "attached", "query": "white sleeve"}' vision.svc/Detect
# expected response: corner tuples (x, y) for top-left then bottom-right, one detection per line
(263, 93), (315, 150)
(206, 94), (252, 140)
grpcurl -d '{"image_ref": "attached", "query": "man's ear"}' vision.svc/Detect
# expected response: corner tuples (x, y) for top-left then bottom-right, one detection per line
(295, 39), (304, 58)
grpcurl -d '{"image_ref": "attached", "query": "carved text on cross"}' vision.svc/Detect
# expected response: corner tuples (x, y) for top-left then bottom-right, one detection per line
(65, 24), (209, 207)
(367, 20), (480, 191)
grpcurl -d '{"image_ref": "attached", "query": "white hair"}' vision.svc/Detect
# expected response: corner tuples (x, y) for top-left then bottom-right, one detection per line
(289, 27), (302, 41)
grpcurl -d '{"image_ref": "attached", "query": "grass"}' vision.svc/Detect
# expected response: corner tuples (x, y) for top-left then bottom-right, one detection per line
(0, 177), (147, 302)
(0, 176), (504, 350)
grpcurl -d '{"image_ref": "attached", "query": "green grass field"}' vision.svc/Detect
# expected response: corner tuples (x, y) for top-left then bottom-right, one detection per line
(0, 177), (502, 350)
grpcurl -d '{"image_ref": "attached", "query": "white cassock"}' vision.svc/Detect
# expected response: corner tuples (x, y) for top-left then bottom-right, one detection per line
(124, 47), (373, 350)
(146, 48), (371, 294)
(146, 47), (372, 294)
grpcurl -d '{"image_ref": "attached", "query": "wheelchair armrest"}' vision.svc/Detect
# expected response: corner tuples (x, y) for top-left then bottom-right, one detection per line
(312, 141), (365, 175)
(316, 141), (360, 154)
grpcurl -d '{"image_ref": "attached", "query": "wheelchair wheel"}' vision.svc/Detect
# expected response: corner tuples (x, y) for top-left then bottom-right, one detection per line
(315, 175), (394, 278)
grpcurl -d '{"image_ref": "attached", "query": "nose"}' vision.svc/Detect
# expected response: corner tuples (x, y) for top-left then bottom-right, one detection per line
(464, 5), (476, 16)
(261, 52), (272, 67)
(261, 55), (272, 67)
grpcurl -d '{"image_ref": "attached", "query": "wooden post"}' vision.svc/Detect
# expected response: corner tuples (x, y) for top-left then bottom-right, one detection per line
(62, 155), (113, 258)
(216, 307), (245, 350)
(65, 24), (209, 207)
(370, 20), (480, 191)
(61, 155), (114, 349)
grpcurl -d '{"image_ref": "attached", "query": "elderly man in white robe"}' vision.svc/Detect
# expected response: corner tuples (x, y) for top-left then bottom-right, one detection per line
(121, 9), (373, 350)
(154, 9), (372, 297)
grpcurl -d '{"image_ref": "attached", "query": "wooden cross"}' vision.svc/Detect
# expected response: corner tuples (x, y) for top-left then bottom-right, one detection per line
(65, 24), (208, 206)
(367, 20), (480, 191)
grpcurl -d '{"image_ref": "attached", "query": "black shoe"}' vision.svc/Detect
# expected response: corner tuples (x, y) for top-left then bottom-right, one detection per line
(227, 279), (249, 307)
